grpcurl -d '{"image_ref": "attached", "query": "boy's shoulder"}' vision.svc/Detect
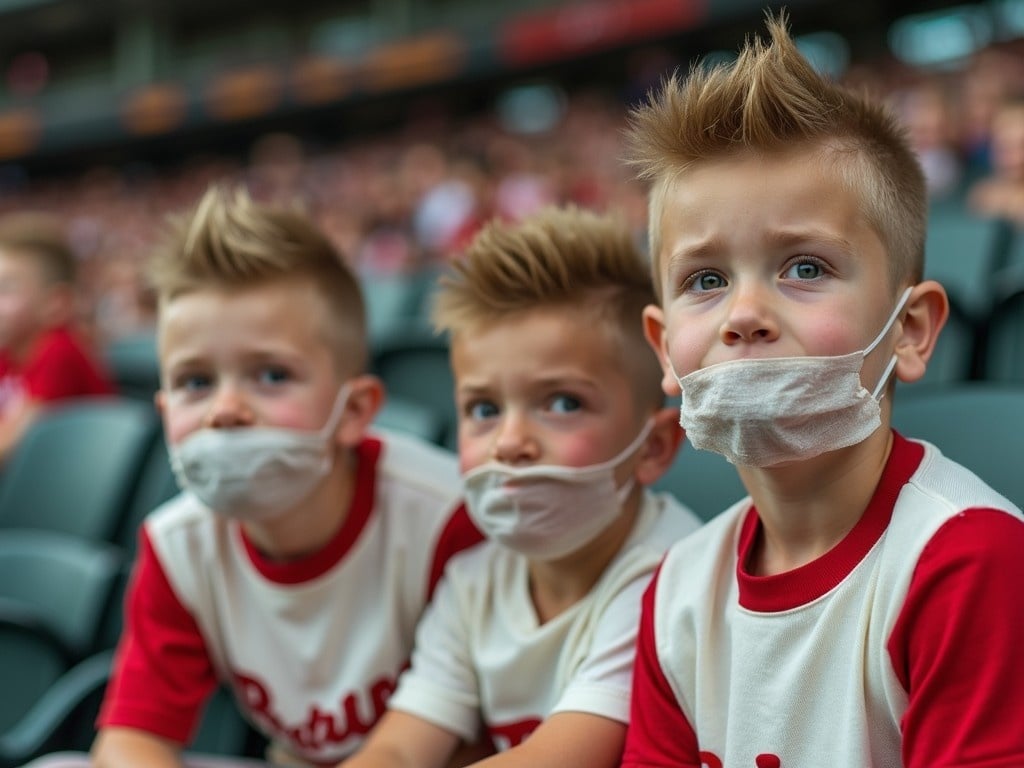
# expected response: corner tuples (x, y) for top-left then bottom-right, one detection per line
(904, 438), (1021, 520)
(369, 427), (462, 506)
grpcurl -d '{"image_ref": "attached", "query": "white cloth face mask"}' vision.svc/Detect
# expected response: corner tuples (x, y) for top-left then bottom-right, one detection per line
(168, 384), (352, 522)
(462, 420), (653, 560)
(672, 287), (913, 467)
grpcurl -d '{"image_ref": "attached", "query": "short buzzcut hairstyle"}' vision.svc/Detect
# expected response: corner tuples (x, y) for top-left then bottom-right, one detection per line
(627, 13), (927, 298)
(0, 212), (76, 285)
(433, 205), (664, 411)
(150, 184), (367, 372)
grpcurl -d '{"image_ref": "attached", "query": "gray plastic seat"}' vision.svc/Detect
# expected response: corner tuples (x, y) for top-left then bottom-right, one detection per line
(891, 383), (1024, 509)
(653, 441), (749, 523)
(0, 398), (161, 542)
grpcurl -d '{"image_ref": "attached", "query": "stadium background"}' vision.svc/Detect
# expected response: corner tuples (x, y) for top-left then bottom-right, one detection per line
(0, 1), (1023, 764)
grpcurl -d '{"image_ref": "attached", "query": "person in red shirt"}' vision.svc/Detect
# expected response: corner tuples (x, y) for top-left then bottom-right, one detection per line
(0, 212), (114, 461)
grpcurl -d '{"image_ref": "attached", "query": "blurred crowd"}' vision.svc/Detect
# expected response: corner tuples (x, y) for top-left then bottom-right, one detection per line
(2, 34), (1024, 356)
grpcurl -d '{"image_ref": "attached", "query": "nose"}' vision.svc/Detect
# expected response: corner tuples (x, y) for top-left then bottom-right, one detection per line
(491, 410), (539, 465)
(719, 281), (780, 346)
(204, 383), (254, 429)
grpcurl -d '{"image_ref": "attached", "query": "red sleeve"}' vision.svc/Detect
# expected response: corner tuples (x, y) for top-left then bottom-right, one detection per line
(889, 508), (1024, 768)
(425, 501), (484, 599)
(621, 565), (702, 768)
(21, 329), (113, 402)
(98, 528), (218, 743)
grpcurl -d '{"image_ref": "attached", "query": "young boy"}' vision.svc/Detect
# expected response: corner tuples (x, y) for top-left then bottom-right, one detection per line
(0, 212), (114, 461)
(340, 205), (702, 768)
(76, 185), (482, 768)
(626, 15), (1024, 768)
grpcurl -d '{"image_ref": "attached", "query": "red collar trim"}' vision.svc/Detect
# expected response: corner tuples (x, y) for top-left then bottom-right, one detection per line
(737, 432), (923, 612)
(240, 437), (382, 584)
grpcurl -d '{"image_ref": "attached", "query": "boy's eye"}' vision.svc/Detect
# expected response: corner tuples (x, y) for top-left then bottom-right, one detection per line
(466, 400), (499, 421)
(257, 366), (291, 385)
(549, 394), (582, 414)
(784, 259), (824, 280)
(685, 271), (727, 293)
(174, 373), (212, 392)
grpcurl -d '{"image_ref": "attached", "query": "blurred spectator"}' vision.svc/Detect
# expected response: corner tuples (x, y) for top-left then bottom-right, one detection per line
(0, 212), (114, 462)
(968, 95), (1024, 223)
(896, 76), (965, 202)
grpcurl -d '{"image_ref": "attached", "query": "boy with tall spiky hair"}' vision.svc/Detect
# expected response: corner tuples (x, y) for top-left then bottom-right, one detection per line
(627, 14), (1024, 767)
(341, 205), (701, 768)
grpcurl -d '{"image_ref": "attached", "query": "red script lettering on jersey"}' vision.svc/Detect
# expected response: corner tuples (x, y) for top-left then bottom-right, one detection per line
(236, 672), (397, 755)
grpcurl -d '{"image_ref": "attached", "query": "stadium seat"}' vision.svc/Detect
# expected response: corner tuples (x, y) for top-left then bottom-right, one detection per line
(373, 396), (448, 448)
(891, 383), (1024, 508)
(0, 531), (124, 762)
(103, 331), (161, 403)
(0, 398), (161, 542)
(0, 530), (125, 662)
(653, 441), (749, 522)
(0, 648), (114, 768)
(982, 281), (1024, 383)
(370, 323), (457, 450)
(923, 207), (1013, 323)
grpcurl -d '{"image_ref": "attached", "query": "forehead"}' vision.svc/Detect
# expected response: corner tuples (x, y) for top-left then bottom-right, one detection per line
(451, 305), (632, 385)
(658, 147), (876, 253)
(158, 277), (338, 356)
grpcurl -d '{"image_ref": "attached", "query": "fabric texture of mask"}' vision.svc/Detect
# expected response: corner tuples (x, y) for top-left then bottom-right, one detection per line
(674, 287), (912, 467)
(462, 421), (652, 560)
(168, 385), (351, 522)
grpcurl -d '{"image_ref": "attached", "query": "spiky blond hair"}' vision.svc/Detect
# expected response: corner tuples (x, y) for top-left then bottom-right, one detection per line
(150, 184), (367, 372)
(433, 205), (664, 410)
(627, 13), (926, 298)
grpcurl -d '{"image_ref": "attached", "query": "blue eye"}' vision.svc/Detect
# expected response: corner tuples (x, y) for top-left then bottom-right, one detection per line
(685, 271), (727, 293)
(466, 401), (499, 421)
(549, 394), (582, 414)
(258, 367), (291, 385)
(785, 259), (824, 280)
(176, 373), (212, 392)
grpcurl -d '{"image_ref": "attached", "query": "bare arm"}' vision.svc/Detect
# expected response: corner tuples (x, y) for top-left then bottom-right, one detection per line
(0, 396), (40, 463)
(338, 710), (461, 768)
(91, 727), (184, 768)
(470, 712), (624, 768)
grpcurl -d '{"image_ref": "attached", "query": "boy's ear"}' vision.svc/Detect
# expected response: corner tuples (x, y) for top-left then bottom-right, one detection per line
(642, 304), (682, 397)
(335, 374), (385, 447)
(634, 407), (684, 487)
(894, 280), (949, 384)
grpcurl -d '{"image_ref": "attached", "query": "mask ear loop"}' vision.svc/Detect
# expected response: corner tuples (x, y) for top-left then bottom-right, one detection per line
(318, 383), (354, 438)
(865, 286), (914, 401)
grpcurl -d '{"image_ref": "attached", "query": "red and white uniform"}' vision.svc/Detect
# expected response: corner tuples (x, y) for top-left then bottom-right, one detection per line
(0, 326), (113, 414)
(623, 433), (1024, 768)
(100, 431), (483, 767)
(388, 491), (702, 751)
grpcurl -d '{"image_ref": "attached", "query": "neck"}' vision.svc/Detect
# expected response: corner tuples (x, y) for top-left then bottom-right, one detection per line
(526, 491), (642, 624)
(242, 448), (357, 561)
(739, 428), (893, 576)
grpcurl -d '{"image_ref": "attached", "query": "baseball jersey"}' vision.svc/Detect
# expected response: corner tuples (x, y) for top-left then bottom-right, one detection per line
(99, 430), (483, 767)
(387, 490), (702, 750)
(623, 432), (1024, 768)
(0, 326), (113, 414)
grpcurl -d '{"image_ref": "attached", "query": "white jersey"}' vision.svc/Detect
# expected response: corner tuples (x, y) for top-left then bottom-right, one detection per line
(624, 434), (1024, 768)
(387, 490), (702, 750)
(101, 431), (482, 766)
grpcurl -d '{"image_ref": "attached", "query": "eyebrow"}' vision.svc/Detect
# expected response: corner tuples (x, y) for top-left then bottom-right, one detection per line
(764, 227), (855, 254)
(666, 227), (855, 267)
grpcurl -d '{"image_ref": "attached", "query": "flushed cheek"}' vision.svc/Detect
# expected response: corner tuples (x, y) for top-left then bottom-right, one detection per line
(458, 437), (491, 474)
